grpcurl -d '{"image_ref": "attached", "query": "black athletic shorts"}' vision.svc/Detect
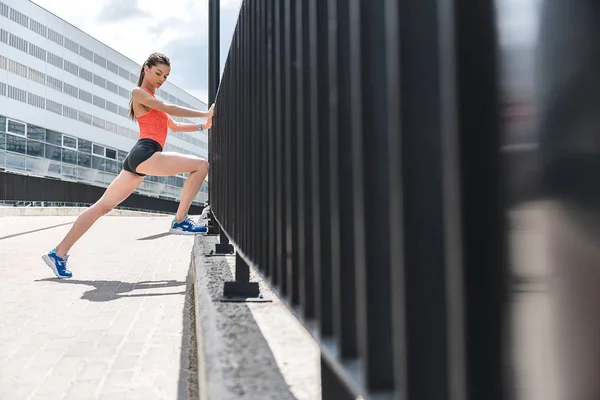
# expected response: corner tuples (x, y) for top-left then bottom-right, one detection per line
(122, 139), (163, 177)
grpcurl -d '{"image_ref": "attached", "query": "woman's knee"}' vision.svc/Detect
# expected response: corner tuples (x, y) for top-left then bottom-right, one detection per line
(91, 201), (114, 216)
(194, 158), (209, 173)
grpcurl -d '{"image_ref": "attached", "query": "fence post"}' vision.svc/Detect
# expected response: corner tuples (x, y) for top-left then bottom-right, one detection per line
(222, 253), (271, 302)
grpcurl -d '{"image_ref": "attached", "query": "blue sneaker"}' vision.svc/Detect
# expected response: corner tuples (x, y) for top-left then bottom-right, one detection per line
(41, 249), (72, 279)
(169, 216), (208, 235)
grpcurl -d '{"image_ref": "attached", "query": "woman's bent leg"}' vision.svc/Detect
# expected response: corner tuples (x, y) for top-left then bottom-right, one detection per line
(55, 171), (143, 256)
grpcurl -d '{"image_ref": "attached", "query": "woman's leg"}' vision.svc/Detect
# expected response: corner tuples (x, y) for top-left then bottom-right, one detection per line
(136, 152), (209, 222)
(55, 171), (144, 256)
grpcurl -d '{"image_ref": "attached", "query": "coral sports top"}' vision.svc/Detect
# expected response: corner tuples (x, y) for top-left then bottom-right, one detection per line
(136, 87), (169, 148)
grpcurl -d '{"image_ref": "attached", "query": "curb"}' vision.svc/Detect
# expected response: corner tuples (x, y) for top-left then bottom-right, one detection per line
(0, 207), (171, 217)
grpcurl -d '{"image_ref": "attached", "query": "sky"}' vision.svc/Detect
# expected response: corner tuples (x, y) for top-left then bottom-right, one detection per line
(31, 0), (244, 104)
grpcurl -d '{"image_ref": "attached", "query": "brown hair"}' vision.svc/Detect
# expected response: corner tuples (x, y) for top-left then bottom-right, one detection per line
(129, 52), (171, 120)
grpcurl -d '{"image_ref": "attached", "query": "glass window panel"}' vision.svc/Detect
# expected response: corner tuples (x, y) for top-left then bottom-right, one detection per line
(117, 150), (127, 162)
(105, 148), (117, 160)
(63, 135), (77, 149)
(27, 125), (45, 141)
(0, 132), (5, 150)
(46, 130), (62, 146)
(44, 144), (61, 161)
(62, 148), (78, 165)
(93, 144), (104, 156)
(78, 139), (92, 153)
(92, 156), (106, 170)
(7, 120), (25, 136)
(78, 152), (91, 168)
(26, 139), (44, 157)
(0, 116), (6, 132)
(105, 159), (119, 174)
(6, 134), (26, 154)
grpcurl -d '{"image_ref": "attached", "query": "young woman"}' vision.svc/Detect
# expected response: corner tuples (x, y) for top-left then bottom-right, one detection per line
(42, 52), (214, 279)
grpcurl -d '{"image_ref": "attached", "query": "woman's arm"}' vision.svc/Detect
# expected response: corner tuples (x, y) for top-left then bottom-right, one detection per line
(168, 116), (213, 132)
(132, 88), (215, 118)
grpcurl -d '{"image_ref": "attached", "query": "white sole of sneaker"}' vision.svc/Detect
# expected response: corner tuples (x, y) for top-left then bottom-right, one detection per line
(168, 228), (208, 236)
(41, 254), (71, 279)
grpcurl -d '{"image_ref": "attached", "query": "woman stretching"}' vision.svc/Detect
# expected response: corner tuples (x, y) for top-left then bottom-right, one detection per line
(42, 52), (214, 279)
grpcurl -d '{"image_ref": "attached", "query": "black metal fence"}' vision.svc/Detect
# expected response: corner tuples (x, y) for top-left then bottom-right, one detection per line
(210, 0), (505, 399)
(0, 171), (205, 215)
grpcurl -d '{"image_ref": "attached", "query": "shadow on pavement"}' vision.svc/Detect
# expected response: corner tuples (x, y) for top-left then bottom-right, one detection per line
(35, 278), (186, 301)
(136, 232), (174, 241)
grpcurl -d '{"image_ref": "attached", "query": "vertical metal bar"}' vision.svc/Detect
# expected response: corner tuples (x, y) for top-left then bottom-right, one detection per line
(315, 0), (333, 337)
(208, 0), (220, 207)
(321, 356), (356, 400)
(298, 0), (315, 320)
(354, 0), (394, 392)
(267, 0), (276, 282)
(332, 0), (359, 360)
(307, 0), (321, 325)
(284, 0), (299, 306)
(274, 0), (288, 294)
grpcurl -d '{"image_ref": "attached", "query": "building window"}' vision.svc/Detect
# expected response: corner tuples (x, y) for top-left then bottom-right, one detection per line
(78, 139), (92, 153)
(26, 139), (44, 157)
(78, 152), (91, 168)
(47, 52), (64, 69)
(7, 120), (25, 136)
(0, 55), (6, 70)
(48, 29), (64, 46)
(93, 95), (106, 109)
(0, 2), (8, 18)
(92, 156), (106, 171)
(118, 67), (130, 80)
(29, 19), (47, 37)
(78, 111), (92, 125)
(46, 75), (63, 92)
(46, 100), (62, 115)
(92, 116), (105, 130)
(0, 132), (5, 150)
(107, 60), (119, 74)
(27, 125), (46, 141)
(106, 121), (118, 133)
(93, 74), (106, 89)
(28, 68), (46, 85)
(93, 53), (106, 68)
(79, 68), (93, 82)
(9, 34), (28, 52)
(106, 101), (118, 114)
(62, 148), (78, 165)
(118, 107), (129, 118)
(64, 38), (79, 54)
(63, 60), (78, 76)
(79, 45), (94, 61)
(78, 89), (93, 104)
(44, 144), (61, 161)
(117, 151), (128, 162)
(105, 159), (119, 174)
(105, 148), (117, 160)
(62, 106), (78, 121)
(46, 130), (62, 146)
(0, 29), (7, 44)
(8, 59), (27, 78)
(93, 144), (105, 156)
(6, 134), (26, 154)
(9, 8), (29, 28)
(28, 43), (47, 61)
(106, 81), (118, 94)
(63, 82), (78, 98)
(0, 116), (6, 132)
(118, 86), (129, 99)
(62, 135), (77, 149)
(28, 93), (46, 109)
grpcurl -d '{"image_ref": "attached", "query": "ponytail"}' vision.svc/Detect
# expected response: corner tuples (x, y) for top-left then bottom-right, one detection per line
(129, 65), (146, 120)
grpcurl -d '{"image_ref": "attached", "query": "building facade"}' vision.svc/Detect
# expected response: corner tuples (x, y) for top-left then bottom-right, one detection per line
(0, 0), (209, 205)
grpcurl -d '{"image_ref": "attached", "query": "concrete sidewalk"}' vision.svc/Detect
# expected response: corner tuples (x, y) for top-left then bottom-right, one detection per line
(0, 215), (197, 400)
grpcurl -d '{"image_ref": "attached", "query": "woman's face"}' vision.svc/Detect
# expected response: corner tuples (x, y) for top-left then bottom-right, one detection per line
(145, 63), (171, 89)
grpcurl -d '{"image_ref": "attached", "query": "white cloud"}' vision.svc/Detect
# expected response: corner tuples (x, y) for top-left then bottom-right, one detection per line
(31, 0), (243, 102)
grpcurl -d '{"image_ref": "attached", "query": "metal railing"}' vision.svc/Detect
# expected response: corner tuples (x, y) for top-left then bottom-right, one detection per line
(209, 0), (504, 399)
